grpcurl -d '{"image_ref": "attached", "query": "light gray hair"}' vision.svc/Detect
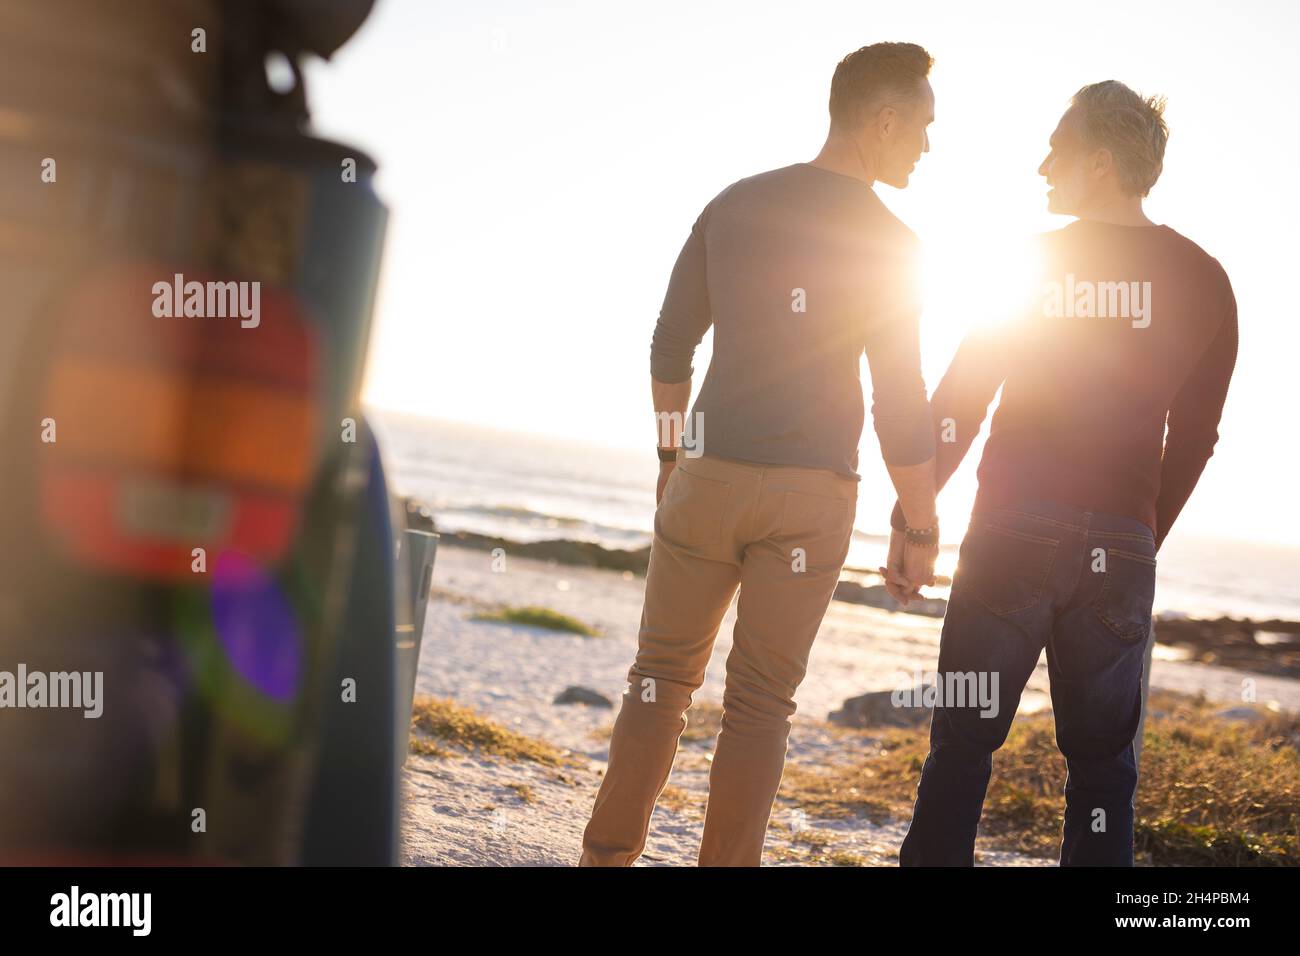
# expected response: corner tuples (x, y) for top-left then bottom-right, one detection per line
(1070, 80), (1169, 197)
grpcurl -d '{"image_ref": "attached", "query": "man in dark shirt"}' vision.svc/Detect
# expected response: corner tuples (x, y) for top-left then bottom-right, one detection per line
(895, 81), (1238, 866)
(581, 42), (943, 867)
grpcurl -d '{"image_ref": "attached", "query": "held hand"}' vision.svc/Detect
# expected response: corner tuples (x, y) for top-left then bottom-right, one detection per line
(879, 528), (938, 608)
(879, 528), (915, 606)
(901, 540), (938, 598)
(655, 461), (676, 505)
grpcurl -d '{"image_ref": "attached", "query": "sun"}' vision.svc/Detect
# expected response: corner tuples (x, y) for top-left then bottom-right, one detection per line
(919, 229), (1045, 345)
(903, 227), (1046, 547)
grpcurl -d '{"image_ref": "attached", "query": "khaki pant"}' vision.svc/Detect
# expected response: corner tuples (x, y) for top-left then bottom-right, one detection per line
(580, 454), (858, 866)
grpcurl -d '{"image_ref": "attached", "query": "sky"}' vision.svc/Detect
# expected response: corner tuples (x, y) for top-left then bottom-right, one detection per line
(303, 0), (1299, 547)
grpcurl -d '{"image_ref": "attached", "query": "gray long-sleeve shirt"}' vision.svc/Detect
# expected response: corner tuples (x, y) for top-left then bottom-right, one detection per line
(650, 162), (935, 479)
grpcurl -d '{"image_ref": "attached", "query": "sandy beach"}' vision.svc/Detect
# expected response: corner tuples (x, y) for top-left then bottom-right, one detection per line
(399, 542), (1300, 866)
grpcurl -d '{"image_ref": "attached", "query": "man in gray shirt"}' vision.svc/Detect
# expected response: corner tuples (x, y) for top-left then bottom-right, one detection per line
(580, 41), (941, 866)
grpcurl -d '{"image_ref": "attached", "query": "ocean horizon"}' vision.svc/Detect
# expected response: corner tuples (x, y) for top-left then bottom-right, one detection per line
(369, 407), (1300, 623)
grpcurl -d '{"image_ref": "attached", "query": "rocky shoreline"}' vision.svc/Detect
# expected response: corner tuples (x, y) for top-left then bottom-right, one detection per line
(1154, 616), (1300, 679)
(423, 519), (1300, 679)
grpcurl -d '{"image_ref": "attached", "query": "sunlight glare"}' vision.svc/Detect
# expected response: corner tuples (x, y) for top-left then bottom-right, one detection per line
(920, 230), (1045, 342)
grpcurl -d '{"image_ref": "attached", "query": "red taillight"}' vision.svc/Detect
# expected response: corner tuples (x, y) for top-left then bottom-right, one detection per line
(39, 264), (320, 579)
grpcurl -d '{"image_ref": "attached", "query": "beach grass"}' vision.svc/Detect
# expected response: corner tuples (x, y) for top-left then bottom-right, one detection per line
(506, 783), (537, 804)
(408, 686), (1298, 865)
(827, 850), (868, 866)
(472, 604), (600, 637)
(409, 695), (572, 766)
(408, 735), (454, 759)
(778, 689), (1300, 866)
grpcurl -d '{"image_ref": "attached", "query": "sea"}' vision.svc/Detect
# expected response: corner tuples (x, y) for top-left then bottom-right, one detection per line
(369, 408), (1300, 623)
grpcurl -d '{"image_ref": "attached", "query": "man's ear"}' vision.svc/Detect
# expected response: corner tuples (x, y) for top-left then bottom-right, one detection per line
(875, 104), (898, 139)
(1090, 147), (1114, 181)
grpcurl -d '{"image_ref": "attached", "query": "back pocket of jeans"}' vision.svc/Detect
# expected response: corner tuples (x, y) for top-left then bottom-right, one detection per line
(1092, 546), (1157, 643)
(778, 491), (854, 569)
(956, 521), (1058, 616)
(656, 466), (731, 548)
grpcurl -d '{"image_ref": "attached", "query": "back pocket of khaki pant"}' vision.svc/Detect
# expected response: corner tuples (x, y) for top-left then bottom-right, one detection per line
(656, 466), (731, 548)
(778, 491), (854, 569)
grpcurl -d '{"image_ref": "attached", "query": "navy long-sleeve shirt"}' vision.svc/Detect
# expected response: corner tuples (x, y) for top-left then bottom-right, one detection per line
(890, 219), (1238, 549)
(650, 163), (935, 478)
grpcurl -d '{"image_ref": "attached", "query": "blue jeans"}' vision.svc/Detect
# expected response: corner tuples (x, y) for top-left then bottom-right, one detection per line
(898, 500), (1157, 866)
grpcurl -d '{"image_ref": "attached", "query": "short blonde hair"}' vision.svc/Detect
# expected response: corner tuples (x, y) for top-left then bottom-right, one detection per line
(1070, 81), (1169, 197)
(829, 42), (934, 134)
